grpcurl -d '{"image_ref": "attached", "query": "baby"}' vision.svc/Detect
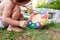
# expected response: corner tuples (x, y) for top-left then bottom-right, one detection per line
(0, 0), (32, 32)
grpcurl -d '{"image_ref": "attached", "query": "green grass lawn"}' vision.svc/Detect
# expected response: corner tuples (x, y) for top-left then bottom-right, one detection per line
(0, 22), (60, 40)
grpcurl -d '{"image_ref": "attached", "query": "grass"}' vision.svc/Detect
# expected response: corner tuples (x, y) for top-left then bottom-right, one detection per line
(0, 22), (60, 40)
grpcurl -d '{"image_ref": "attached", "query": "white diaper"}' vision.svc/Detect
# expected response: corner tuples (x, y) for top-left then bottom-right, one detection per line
(0, 17), (5, 28)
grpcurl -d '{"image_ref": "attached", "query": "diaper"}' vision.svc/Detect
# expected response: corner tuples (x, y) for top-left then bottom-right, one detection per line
(0, 17), (5, 28)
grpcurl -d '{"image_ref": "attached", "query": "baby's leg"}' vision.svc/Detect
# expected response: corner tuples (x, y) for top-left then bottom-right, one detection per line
(7, 5), (23, 32)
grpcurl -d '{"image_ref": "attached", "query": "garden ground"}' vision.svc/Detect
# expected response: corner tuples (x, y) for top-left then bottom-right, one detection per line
(0, 22), (60, 40)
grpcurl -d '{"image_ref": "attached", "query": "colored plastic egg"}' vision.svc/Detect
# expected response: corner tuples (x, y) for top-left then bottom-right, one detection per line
(27, 9), (48, 29)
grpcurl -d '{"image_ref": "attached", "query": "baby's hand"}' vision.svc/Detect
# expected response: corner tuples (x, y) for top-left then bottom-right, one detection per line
(19, 21), (27, 28)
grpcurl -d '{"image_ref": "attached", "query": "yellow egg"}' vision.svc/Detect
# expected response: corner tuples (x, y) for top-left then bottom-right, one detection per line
(27, 10), (32, 13)
(40, 19), (47, 25)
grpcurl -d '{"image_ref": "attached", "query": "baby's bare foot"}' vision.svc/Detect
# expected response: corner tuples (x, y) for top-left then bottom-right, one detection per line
(7, 26), (23, 32)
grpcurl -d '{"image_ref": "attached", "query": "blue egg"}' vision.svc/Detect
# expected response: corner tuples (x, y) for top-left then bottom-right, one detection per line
(27, 21), (32, 27)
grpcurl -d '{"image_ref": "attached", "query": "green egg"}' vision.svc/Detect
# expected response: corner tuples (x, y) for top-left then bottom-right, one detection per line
(30, 22), (36, 29)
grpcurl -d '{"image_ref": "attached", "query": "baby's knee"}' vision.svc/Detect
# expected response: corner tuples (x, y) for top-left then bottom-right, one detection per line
(13, 5), (21, 12)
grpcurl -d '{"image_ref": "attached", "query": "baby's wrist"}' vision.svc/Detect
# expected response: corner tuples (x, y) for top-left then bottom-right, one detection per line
(19, 22), (23, 27)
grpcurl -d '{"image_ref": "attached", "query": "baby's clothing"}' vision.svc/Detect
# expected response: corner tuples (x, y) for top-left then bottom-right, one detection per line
(0, 17), (5, 28)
